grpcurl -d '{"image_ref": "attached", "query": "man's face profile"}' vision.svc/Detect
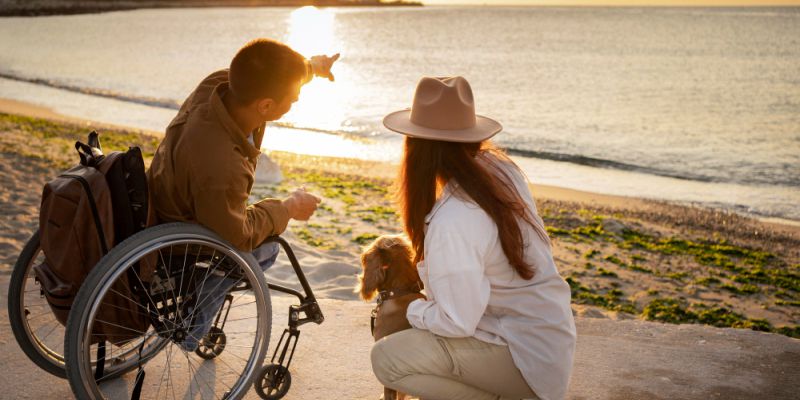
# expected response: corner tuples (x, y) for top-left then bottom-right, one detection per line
(257, 80), (302, 122)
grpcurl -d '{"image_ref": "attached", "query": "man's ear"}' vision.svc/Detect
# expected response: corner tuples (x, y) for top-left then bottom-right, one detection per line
(256, 98), (276, 117)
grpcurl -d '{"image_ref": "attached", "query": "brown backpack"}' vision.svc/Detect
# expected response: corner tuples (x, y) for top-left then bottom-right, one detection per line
(34, 131), (151, 345)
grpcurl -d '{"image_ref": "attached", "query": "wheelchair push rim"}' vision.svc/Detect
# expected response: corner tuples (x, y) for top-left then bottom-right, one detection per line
(65, 223), (271, 400)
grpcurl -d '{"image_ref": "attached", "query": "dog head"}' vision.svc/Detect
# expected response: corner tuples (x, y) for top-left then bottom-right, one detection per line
(357, 235), (416, 301)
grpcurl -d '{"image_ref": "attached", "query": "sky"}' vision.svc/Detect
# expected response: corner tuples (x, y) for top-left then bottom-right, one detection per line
(421, 0), (800, 5)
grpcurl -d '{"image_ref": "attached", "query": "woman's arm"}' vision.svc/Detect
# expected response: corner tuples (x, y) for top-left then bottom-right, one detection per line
(406, 210), (493, 337)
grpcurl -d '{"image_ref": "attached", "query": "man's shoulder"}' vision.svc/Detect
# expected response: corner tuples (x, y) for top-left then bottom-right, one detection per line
(176, 123), (234, 161)
(166, 69), (227, 128)
(197, 69), (229, 92)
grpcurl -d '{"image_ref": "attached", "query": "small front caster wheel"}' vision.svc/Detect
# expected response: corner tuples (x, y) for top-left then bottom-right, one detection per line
(255, 364), (292, 399)
(195, 326), (226, 360)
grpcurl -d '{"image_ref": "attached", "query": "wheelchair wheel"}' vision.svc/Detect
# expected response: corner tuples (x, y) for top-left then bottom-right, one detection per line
(65, 223), (272, 400)
(195, 326), (227, 360)
(8, 231), (170, 381)
(255, 364), (292, 400)
(7, 231), (67, 377)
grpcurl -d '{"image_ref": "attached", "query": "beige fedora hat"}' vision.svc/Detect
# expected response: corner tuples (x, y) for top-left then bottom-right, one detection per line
(383, 76), (502, 143)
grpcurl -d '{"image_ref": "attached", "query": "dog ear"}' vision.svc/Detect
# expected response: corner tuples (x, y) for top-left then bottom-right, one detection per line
(357, 249), (386, 301)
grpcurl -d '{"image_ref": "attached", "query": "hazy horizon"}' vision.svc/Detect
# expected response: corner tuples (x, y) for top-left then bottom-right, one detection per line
(421, 1), (800, 6)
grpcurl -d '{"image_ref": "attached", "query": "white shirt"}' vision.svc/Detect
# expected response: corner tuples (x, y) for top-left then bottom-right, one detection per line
(406, 155), (576, 400)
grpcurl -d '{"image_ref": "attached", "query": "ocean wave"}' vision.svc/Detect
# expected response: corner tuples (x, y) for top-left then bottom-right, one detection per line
(0, 71), (181, 110)
(2, 70), (796, 189)
(504, 148), (800, 188)
(504, 148), (717, 183)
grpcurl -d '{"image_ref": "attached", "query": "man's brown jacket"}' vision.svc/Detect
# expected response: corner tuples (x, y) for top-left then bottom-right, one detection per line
(147, 70), (289, 251)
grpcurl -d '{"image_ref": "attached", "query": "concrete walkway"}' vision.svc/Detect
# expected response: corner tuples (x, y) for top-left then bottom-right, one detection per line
(1, 276), (798, 399)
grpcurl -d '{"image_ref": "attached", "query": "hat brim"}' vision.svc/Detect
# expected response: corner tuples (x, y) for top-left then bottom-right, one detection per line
(383, 109), (502, 143)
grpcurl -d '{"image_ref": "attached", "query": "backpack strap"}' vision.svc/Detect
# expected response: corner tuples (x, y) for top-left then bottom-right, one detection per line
(60, 173), (110, 255)
(94, 340), (106, 380)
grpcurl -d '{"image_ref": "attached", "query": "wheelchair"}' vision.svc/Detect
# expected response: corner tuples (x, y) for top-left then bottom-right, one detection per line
(8, 222), (324, 399)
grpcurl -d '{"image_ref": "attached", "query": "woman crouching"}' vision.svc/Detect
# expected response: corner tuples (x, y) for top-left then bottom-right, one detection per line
(371, 76), (576, 400)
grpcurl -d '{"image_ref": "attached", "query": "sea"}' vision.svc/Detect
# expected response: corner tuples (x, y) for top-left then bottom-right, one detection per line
(0, 6), (798, 222)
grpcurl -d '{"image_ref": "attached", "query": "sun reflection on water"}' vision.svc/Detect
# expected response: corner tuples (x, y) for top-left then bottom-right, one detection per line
(267, 6), (358, 159)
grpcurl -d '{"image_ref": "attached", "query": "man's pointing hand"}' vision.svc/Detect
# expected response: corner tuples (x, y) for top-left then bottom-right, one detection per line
(309, 53), (340, 82)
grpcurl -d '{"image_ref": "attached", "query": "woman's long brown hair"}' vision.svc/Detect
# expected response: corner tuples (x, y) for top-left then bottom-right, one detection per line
(397, 138), (550, 280)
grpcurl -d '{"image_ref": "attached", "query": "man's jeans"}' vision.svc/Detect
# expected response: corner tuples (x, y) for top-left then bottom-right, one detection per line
(181, 241), (279, 351)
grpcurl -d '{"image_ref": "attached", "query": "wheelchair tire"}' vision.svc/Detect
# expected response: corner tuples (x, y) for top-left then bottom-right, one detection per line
(8, 231), (170, 382)
(7, 231), (66, 378)
(65, 222), (272, 400)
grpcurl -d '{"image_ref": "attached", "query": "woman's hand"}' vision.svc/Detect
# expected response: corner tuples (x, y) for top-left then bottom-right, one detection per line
(309, 53), (340, 81)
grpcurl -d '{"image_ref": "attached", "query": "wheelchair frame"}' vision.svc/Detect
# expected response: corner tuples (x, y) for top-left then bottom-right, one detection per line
(254, 236), (325, 399)
(8, 227), (325, 400)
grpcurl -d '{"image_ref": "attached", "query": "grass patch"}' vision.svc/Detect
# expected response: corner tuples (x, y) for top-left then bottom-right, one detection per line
(566, 277), (636, 314)
(352, 233), (379, 245)
(720, 283), (760, 295)
(545, 221), (612, 242)
(363, 205), (397, 219)
(295, 228), (335, 249)
(775, 300), (800, 307)
(618, 228), (798, 292)
(572, 223), (607, 239)
(621, 229), (775, 270)
(546, 227), (571, 237)
(604, 255), (625, 266)
(584, 249), (601, 259)
(629, 264), (654, 274)
(729, 268), (800, 292)
(597, 268), (618, 278)
(775, 326), (800, 338)
(695, 277), (721, 286)
(283, 169), (389, 210)
(0, 113), (160, 168)
(643, 298), (773, 333)
(642, 298), (696, 324)
(664, 272), (689, 281)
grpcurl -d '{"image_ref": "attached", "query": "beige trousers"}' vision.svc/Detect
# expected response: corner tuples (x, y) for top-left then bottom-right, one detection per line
(371, 328), (539, 400)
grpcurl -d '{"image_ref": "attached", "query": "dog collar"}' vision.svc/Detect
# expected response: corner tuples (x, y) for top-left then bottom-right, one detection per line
(376, 281), (423, 306)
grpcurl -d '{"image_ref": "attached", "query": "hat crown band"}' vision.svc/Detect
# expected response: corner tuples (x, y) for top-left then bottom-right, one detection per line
(409, 77), (477, 131)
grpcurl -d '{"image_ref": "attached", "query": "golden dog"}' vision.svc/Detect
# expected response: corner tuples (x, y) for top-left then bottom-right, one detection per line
(358, 235), (425, 400)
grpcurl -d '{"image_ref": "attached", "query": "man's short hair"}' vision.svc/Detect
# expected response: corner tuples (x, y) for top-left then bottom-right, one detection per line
(229, 38), (307, 104)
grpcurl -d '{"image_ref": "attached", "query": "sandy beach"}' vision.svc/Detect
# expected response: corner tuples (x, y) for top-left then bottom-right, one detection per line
(1, 98), (798, 336)
(1, 98), (799, 398)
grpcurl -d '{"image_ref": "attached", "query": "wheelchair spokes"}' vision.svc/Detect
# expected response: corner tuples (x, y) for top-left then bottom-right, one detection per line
(66, 225), (271, 400)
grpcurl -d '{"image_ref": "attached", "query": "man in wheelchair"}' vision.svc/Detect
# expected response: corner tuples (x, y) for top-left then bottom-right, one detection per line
(147, 38), (338, 351)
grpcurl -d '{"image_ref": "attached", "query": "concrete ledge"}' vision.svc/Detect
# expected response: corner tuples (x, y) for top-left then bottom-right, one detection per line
(1, 286), (797, 399)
